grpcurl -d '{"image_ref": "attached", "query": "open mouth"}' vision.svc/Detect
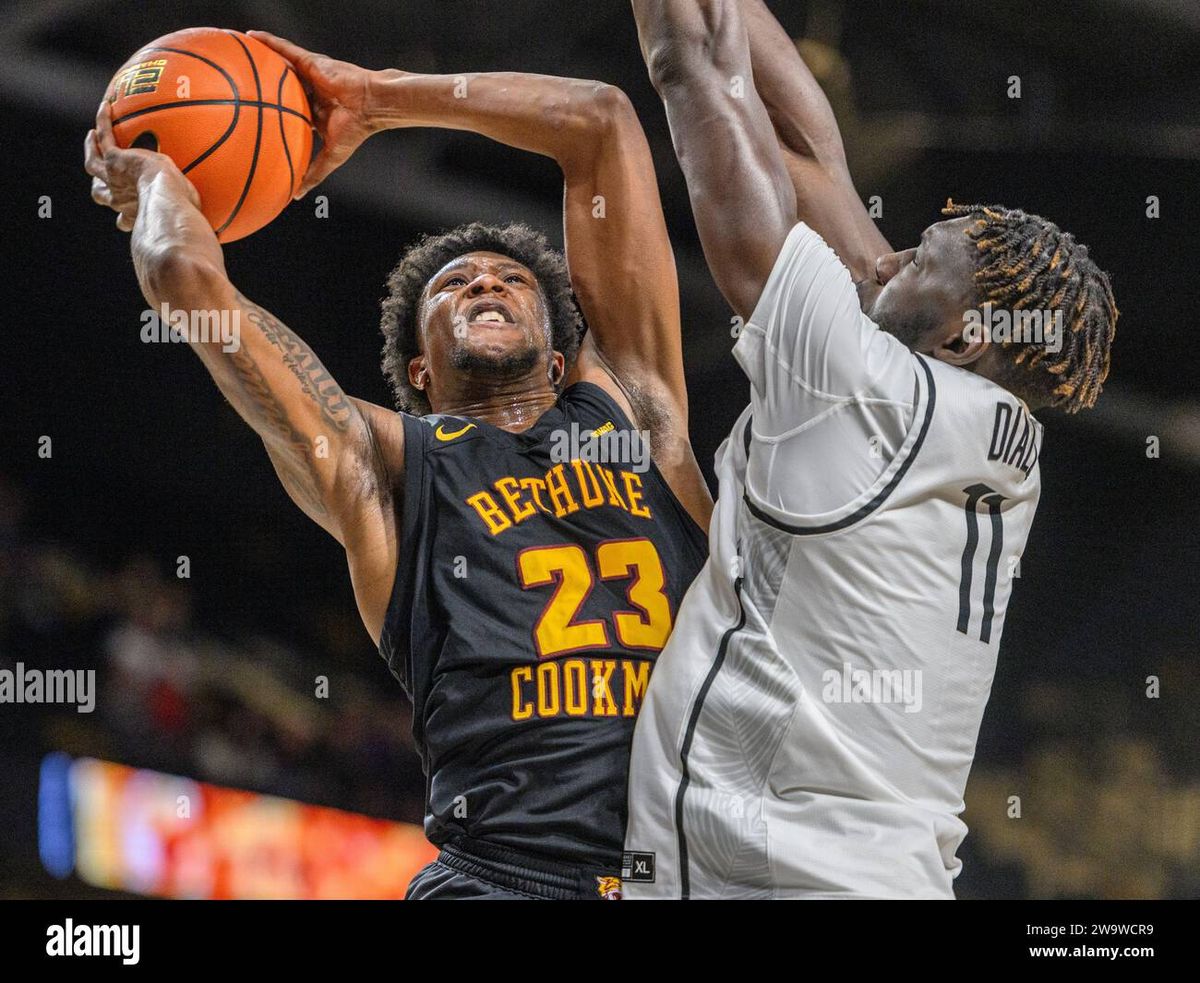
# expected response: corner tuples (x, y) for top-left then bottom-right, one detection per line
(464, 299), (515, 325)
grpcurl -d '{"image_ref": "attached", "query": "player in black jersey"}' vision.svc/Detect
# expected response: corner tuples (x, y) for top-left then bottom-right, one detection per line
(86, 32), (712, 899)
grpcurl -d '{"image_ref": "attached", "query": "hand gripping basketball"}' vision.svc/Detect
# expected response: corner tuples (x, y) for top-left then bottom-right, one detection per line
(85, 100), (198, 233)
(246, 31), (380, 199)
(105, 28), (313, 242)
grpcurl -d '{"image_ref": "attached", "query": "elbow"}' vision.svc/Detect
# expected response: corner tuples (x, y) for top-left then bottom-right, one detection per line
(644, 39), (702, 95)
(642, 0), (732, 94)
(574, 82), (640, 152)
(584, 82), (636, 132)
(558, 81), (635, 141)
(553, 82), (638, 166)
(135, 245), (226, 309)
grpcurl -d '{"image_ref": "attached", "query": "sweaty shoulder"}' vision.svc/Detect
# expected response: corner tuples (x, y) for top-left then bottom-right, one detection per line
(558, 379), (637, 430)
(350, 397), (408, 488)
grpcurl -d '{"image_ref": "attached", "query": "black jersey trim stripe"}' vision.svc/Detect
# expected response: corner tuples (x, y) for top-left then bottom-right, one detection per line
(673, 576), (746, 900)
(742, 354), (937, 536)
(215, 32), (264, 237)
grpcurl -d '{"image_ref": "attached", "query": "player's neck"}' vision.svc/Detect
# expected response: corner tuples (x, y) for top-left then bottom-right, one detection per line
(432, 384), (560, 433)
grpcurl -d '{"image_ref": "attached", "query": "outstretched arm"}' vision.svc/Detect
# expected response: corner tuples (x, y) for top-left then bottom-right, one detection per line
(635, 0), (905, 450)
(85, 101), (401, 643)
(249, 34), (681, 396)
(632, 0), (796, 320)
(249, 33), (711, 524)
(740, 0), (892, 280)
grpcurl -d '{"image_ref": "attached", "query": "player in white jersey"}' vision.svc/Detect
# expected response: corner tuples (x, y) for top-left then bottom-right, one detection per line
(624, 0), (1118, 898)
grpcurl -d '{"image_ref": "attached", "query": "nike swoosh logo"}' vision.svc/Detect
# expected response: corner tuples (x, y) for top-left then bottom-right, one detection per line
(434, 422), (476, 442)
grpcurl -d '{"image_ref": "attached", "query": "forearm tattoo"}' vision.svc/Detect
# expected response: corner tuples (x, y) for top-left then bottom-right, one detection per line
(225, 339), (330, 518)
(235, 291), (354, 434)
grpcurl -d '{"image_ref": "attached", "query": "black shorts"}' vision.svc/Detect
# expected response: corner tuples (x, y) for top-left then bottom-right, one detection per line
(405, 837), (624, 900)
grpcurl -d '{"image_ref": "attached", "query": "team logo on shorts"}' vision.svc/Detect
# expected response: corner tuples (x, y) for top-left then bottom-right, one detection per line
(595, 876), (623, 900)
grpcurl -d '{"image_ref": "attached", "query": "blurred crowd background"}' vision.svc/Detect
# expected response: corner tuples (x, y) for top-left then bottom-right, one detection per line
(2, 0), (1198, 898)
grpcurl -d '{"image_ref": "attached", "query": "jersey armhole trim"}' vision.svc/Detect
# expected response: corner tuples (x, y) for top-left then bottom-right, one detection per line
(742, 354), (937, 537)
(566, 380), (710, 550)
(562, 379), (639, 434)
(378, 413), (429, 695)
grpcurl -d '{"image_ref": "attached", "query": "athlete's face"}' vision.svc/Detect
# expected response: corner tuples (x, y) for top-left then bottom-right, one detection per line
(415, 251), (558, 390)
(858, 217), (980, 356)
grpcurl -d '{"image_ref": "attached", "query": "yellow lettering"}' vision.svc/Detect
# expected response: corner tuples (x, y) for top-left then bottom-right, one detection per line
(511, 666), (533, 720)
(621, 471), (651, 518)
(495, 476), (535, 523)
(623, 660), (651, 716)
(511, 659), (653, 721)
(466, 491), (512, 534)
(563, 659), (587, 715)
(597, 466), (628, 510)
(521, 477), (551, 514)
(537, 661), (561, 717)
(590, 659), (618, 716)
(545, 464), (580, 517)
(571, 459), (605, 508)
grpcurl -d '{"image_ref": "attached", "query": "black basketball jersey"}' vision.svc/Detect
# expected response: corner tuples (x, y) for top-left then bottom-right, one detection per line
(379, 381), (708, 869)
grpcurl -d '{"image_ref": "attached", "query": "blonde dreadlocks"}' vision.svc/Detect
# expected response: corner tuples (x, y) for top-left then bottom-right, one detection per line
(942, 200), (1118, 413)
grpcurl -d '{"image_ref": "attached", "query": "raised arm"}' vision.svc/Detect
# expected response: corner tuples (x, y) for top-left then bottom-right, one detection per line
(85, 101), (401, 643)
(632, 0), (796, 320)
(361, 72), (686, 415)
(247, 32), (711, 523)
(739, 0), (892, 280)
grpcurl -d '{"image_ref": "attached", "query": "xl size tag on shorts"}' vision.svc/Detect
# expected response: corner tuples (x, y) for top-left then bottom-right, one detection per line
(621, 851), (655, 883)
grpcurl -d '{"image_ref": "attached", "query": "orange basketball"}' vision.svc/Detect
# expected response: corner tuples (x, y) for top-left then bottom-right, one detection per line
(106, 28), (313, 243)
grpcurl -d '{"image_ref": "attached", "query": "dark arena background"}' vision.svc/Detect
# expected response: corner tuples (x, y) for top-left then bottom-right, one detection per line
(1, 0), (1197, 917)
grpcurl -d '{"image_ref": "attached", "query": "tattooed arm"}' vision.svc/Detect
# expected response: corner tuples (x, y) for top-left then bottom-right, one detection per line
(244, 31), (711, 528)
(85, 100), (402, 643)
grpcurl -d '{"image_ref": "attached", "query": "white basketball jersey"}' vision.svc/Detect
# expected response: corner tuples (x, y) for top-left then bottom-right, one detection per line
(623, 223), (1043, 898)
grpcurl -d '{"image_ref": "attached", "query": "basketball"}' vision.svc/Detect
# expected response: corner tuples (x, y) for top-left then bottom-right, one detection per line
(106, 28), (313, 243)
